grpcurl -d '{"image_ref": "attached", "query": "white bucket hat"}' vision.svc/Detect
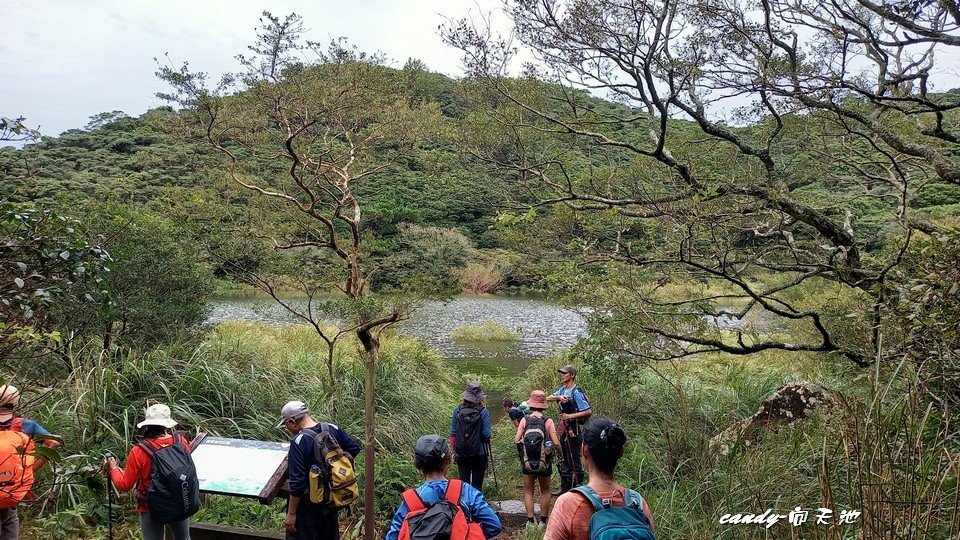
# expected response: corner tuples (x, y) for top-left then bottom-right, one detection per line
(136, 403), (179, 429)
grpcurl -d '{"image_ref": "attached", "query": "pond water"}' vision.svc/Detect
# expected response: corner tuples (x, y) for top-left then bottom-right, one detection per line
(208, 296), (590, 419)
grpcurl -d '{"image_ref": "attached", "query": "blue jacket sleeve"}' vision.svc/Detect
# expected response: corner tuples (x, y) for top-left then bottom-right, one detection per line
(332, 425), (362, 458)
(287, 431), (312, 496)
(384, 501), (409, 540)
(482, 408), (491, 441)
(462, 483), (502, 538)
(21, 419), (51, 437)
(574, 387), (591, 411)
(450, 405), (459, 437)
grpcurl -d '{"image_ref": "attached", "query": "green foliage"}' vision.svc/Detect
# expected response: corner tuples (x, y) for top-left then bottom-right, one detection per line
(506, 349), (958, 539)
(59, 204), (213, 348)
(371, 223), (471, 294)
(889, 230), (960, 419)
(0, 203), (111, 360)
(915, 182), (960, 208)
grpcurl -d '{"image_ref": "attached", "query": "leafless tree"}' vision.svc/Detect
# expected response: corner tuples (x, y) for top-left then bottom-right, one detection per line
(159, 13), (442, 539)
(445, 0), (960, 366)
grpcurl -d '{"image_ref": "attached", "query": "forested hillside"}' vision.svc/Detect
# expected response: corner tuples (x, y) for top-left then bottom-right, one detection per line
(5, 67), (959, 288)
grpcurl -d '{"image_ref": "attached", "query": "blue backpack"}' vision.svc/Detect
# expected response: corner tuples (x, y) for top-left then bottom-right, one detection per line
(572, 486), (655, 540)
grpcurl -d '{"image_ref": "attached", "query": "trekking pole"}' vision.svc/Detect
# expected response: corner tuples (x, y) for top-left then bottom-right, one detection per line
(487, 442), (499, 493)
(104, 452), (114, 540)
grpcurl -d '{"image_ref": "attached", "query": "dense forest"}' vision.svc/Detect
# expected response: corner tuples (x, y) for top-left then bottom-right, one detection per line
(2, 1), (960, 538)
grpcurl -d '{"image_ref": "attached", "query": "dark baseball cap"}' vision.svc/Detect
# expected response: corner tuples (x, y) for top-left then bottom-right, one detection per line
(414, 434), (449, 461)
(558, 364), (578, 376)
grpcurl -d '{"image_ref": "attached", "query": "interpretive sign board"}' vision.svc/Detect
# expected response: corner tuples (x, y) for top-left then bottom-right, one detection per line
(191, 435), (289, 502)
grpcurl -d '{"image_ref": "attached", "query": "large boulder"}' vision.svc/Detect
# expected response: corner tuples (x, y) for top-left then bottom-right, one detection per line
(709, 382), (844, 460)
(494, 499), (540, 528)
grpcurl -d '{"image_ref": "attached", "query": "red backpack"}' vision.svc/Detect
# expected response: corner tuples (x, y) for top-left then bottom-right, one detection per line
(398, 478), (486, 540)
(0, 418), (36, 509)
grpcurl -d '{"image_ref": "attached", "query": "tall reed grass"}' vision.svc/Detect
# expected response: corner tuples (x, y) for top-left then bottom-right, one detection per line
(7, 322), (460, 537)
(494, 351), (958, 539)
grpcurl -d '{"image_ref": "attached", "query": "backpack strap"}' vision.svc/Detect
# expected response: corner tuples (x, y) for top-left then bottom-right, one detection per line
(173, 433), (189, 450)
(135, 434), (180, 457)
(626, 488), (644, 509)
(572, 485), (604, 511)
(444, 478), (464, 507)
(136, 438), (157, 458)
(401, 488), (426, 513)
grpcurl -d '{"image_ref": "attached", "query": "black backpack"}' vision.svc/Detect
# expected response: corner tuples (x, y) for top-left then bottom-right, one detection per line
(454, 406), (485, 457)
(398, 479), (484, 540)
(137, 434), (200, 524)
(521, 414), (549, 473)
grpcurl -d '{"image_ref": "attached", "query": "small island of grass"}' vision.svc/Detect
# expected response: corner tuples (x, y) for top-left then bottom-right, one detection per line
(450, 320), (521, 343)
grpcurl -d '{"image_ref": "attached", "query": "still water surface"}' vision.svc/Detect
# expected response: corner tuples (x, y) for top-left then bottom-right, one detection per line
(209, 296), (589, 415)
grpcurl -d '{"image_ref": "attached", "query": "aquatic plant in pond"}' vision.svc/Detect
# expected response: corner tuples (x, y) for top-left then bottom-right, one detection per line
(451, 319), (520, 343)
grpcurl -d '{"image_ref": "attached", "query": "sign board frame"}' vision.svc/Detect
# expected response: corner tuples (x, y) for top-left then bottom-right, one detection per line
(190, 433), (289, 504)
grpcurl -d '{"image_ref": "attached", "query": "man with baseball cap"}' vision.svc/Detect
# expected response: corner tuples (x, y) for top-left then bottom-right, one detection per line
(384, 434), (502, 540)
(0, 384), (60, 539)
(545, 364), (591, 494)
(278, 400), (360, 540)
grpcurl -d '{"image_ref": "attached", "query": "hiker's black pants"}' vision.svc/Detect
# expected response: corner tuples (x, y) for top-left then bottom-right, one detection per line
(456, 453), (488, 492)
(558, 432), (584, 493)
(286, 500), (339, 540)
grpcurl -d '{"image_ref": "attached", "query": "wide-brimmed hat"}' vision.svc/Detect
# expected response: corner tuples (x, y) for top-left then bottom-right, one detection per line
(461, 381), (486, 404)
(277, 400), (309, 428)
(527, 390), (548, 409)
(0, 385), (20, 422)
(136, 403), (179, 429)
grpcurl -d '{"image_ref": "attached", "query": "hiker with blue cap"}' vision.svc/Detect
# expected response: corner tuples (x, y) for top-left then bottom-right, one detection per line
(385, 435), (502, 540)
(449, 381), (492, 491)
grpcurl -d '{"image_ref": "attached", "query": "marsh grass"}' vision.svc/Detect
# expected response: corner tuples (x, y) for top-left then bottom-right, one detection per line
(9, 322), (460, 537)
(499, 351), (957, 539)
(451, 320), (521, 343)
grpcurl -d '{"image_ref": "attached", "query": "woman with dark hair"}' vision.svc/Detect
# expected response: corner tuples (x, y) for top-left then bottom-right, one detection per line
(543, 417), (655, 540)
(385, 435), (502, 540)
(103, 404), (195, 540)
(502, 398), (524, 428)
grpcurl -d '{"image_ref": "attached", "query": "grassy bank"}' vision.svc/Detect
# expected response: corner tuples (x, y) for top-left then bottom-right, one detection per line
(7, 321), (957, 538)
(491, 351), (959, 539)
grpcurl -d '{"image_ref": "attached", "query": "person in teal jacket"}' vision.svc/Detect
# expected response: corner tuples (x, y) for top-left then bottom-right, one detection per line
(385, 434), (502, 540)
